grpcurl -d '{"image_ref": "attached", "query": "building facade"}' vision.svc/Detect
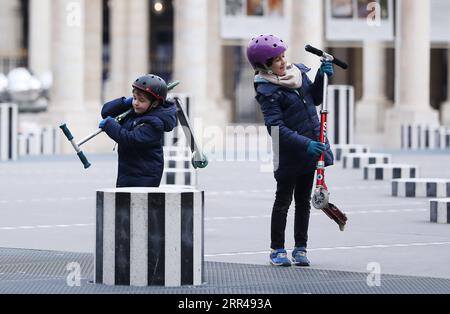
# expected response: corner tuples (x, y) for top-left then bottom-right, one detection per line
(0, 0), (449, 151)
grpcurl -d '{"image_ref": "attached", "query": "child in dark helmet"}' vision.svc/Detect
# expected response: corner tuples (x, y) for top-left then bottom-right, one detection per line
(99, 74), (177, 188)
(247, 35), (334, 267)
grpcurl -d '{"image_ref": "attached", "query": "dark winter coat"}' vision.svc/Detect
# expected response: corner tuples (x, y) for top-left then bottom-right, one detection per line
(101, 97), (177, 187)
(254, 64), (334, 181)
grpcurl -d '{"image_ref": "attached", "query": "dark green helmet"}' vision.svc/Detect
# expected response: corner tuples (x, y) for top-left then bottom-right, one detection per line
(132, 74), (168, 104)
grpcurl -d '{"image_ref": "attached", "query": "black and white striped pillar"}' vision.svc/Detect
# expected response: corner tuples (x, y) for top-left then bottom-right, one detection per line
(164, 94), (192, 148)
(161, 169), (197, 186)
(18, 126), (60, 157)
(41, 126), (60, 155)
(95, 186), (204, 287)
(327, 85), (354, 145)
(0, 103), (18, 161)
(433, 127), (450, 150)
(392, 179), (450, 198)
(333, 144), (370, 162)
(363, 164), (419, 181)
(429, 199), (450, 224)
(164, 146), (191, 158)
(165, 157), (192, 169)
(342, 153), (391, 169)
(400, 124), (441, 150)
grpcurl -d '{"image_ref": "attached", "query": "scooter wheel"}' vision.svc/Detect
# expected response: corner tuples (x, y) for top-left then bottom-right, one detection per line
(192, 155), (208, 169)
(312, 188), (329, 210)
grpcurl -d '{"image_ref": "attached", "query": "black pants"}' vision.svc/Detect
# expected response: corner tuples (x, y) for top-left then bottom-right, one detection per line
(271, 171), (316, 250)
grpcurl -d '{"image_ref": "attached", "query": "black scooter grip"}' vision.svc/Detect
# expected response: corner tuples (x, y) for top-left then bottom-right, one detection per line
(305, 45), (323, 57)
(305, 45), (348, 70)
(332, 58), (348, 70)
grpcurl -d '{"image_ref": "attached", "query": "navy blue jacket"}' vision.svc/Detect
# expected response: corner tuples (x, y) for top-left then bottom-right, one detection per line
(255, 64), (334, 181)
(101, 97), (177, 187)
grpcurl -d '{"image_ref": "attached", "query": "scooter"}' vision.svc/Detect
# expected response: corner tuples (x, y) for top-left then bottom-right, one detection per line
(305, 45), (348, 231)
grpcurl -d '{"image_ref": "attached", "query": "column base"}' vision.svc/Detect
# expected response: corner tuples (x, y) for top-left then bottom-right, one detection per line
(384, 106), (440, 149)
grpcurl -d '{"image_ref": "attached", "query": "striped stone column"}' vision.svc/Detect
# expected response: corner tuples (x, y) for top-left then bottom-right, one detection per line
(165, 157), (192, 169)
(430, 199), (450, 224)
(161, 169), (197, 186)
(95, 187), (204, 287)
(327, 85), (355, 145)
(163, 94), (192, 149)
(0, 103), (18, 161)
(342, 153), (391, 169)
(392, 179), (450, 198)
(363, 164), (418, 181)
(400, 124), (440, 150)
(333, 144), (370, 162)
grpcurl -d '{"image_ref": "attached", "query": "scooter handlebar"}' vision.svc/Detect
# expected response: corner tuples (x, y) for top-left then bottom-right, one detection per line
(305, 45), (348, 70)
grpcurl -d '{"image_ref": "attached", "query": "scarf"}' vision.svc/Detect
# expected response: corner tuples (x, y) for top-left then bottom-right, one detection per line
(256, 64), (302, 89)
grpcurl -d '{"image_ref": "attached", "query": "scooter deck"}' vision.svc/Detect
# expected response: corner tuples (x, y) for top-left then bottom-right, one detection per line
(322, 203), (347, 231)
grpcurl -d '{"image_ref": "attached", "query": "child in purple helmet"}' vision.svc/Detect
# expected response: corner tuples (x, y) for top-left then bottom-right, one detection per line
(248, 35), (334, 267)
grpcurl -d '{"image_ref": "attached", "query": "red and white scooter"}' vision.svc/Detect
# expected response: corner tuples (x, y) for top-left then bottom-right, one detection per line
(305, 45), (348, 231)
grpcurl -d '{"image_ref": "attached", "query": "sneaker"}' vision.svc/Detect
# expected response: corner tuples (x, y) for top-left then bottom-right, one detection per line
(292, 247), (310, 267)
(270, 249), (292, 267)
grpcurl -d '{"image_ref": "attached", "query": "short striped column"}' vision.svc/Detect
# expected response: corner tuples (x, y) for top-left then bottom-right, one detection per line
(327, 85), (355, 145)
(165, 157), (192, 169)
(0, 103), (18, 161)
(163, 94), (192, 149)
(392, 179), (450, 198)
(363, 164), (419, 181)
(162, 169), (197, 186)
(41, 126), (60, 155)
(429, 199), (450, 224)
(95, 186), (204, 287)
(163, 146), (190, 158)
(18, 133), (39, 156)
(333, 144), (370, 162)
(433, 127), (450, 150)
(342, 153), (391, 169)
(18, 125), (60, 157)
(401, 124), (440, 150)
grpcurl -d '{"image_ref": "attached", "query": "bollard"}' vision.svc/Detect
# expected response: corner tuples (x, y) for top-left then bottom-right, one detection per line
(429, 199), (450, 224)
(342, 153), (391, 169)
(0, 103), (18, 161)
(162, 169), (197, 186)
(163, 93), (192, 148)
(333, 144), (370, 162)
(363, 164), (419, 181)
(165, 157), (192, 169)
(95, 186), (204, 287)
(392, 179), (450, 198)
(326, 85), (354, 145)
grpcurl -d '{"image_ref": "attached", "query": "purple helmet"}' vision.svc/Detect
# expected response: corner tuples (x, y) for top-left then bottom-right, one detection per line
(247, 34), (288, 69)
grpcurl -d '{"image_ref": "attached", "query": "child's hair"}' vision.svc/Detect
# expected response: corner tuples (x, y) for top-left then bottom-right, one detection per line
(254, 57), (275, 74)
(132, 88), (158, 104)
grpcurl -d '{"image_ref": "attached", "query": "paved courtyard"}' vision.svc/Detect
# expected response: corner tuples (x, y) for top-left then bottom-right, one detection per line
(0, 148), (449, 293)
